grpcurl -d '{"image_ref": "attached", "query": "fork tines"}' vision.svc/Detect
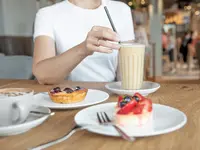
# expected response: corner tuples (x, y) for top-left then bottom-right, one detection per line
(97, 112), (111, 124)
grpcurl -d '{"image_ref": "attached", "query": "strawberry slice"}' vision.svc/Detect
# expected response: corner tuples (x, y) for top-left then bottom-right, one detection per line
(139, 99), (152, 112)
(134, 93), (145, 101)
(117, 100), (137, 115)
(118, 96), (124, 107)
(132, 104), (144, 114)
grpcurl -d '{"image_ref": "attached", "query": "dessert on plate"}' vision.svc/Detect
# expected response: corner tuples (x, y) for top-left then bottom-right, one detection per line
(114, 93), (153, 131)
(48, 86), (88, 104)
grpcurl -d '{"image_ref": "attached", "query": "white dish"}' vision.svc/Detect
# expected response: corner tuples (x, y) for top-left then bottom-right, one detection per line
(0, 106), (51, 136)
(34, 89), (109, 109)
(105, 81), (160, 96)
(75, 102), (187, 137)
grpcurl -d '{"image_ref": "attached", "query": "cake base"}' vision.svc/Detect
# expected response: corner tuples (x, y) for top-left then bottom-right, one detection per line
(114, 111), (153, 134)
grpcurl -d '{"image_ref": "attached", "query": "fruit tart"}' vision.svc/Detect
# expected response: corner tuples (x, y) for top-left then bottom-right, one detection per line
(115, 93), (153, 128)
(48, 86), (88, 104)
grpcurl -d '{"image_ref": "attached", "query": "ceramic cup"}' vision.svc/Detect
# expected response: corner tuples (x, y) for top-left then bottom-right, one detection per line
(0, 88), (34, 126)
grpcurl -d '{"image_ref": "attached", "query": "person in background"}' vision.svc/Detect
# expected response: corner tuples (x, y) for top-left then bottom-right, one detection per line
(162, 28), (171, 72)
(176, 37), (182, 59)
(195, 32), (200, 69)
(32, 0), (135, 85)
(162, 29), (168, 52)
(134, 18), (149, 47)
(166, 28), (176, 73)
(180, 31), (193, 69)
(133, 17), (149, 79)
(188, 31), (198, 70)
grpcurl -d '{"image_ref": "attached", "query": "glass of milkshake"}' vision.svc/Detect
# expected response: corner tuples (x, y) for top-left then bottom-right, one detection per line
(119, 42), (145, 90)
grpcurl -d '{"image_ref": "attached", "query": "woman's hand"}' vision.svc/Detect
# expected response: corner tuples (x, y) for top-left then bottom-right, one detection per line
(81, 26), (120, 55)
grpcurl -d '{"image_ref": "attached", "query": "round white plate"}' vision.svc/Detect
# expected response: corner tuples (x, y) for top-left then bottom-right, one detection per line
(0, 106), (50, 136)
(105, 81), (160, 96)
(75, 102), (187, 137)
(34, 89), (109, 109)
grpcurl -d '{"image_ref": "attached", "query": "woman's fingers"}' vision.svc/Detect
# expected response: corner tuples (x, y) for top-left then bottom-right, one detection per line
(87, 44), (113, 53)
(88, 37), (120, 50)
(84, 26), (121, 55)
(98, 39), (120, 50)
(90, 26), (120, 42)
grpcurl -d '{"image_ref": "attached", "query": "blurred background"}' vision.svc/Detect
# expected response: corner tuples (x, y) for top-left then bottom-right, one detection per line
(0, 0), (200, 83)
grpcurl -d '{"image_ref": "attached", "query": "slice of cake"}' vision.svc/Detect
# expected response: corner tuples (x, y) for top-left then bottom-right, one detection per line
(114, 93), (153, 134)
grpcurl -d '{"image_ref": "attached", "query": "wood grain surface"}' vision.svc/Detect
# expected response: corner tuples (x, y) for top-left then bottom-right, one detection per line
(0, 79), (199, 150)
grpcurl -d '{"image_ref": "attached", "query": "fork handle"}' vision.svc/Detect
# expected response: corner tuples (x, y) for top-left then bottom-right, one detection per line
(29, 125), (83, 150)
(113, 125), (135, 142)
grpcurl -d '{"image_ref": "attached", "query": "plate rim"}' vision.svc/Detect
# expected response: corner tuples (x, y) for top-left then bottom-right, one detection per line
(0, 106), (50, 133)
(105, 81), (160, 93)
(74, 102), (187, 137)
(35, 89), (109, 109)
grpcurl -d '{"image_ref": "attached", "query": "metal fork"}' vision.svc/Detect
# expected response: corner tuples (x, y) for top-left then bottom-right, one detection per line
(97, 112), (135, 142)
(29, 113), (135, 150)
(28, 125), (85, 150)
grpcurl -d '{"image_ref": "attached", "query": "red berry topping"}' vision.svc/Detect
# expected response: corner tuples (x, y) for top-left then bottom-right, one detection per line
(132, 104), (144, 114)
(133, 95), (140, 102)
(117, 100), (137, 115)
(118, 95), (133, 108)
(134, 93), (144, 101)
(117, 93), (152, 115)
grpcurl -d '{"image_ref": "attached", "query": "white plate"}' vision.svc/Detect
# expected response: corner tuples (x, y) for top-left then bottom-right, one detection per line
(0, 106), (50, 136)
(34, 89), (109, 109)
(105, 81), (160, 96)
(75, 102), (187, 137)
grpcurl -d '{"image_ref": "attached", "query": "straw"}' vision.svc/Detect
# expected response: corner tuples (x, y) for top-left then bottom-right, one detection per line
(102, 0), (118, 33)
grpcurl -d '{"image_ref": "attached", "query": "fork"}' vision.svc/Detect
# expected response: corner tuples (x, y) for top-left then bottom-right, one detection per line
(28, 124), (85, 150)
(97, 112), (135, 142)
(29, 113), (135, 150)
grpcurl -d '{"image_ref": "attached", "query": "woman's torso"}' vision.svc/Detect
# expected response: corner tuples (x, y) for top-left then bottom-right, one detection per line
(34, 0), (134, 82)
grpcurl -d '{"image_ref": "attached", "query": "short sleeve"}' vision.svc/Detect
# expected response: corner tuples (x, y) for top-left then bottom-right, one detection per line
(33, 9), (55, 41)
(120, 5), (135, 41)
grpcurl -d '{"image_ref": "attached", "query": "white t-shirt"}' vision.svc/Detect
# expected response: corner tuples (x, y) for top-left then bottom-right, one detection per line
(34, 0), (135, 82)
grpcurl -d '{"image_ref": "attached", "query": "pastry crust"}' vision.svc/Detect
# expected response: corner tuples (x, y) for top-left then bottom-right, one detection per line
(48, 88), (88, 104)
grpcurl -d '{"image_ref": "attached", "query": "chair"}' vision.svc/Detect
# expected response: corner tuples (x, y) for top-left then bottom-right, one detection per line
(0, 53), (5, 56)
(0, 55), (34, 79)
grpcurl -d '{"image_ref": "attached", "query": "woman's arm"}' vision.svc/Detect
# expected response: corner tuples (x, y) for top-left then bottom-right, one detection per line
(33, 26), (120, 85)
(33, 36), (88, 85)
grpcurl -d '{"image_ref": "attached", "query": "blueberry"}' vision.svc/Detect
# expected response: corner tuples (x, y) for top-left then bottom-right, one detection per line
(120, 101), (127, 108)
(133, 96), (140, 102)
(63, 88), (74, 93)
(124, 96), (131, 102)
(53, 87), (61, 93)
(75, 86), (81, 91)
(75, 86), (82, 91)
(50, 90), (55, 94)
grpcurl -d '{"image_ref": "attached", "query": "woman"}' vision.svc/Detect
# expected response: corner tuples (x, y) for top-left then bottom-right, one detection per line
(33, 0), (135, 85)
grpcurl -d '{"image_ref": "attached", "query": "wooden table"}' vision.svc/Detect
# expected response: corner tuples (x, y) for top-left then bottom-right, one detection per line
(0, 79), (199, 150)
